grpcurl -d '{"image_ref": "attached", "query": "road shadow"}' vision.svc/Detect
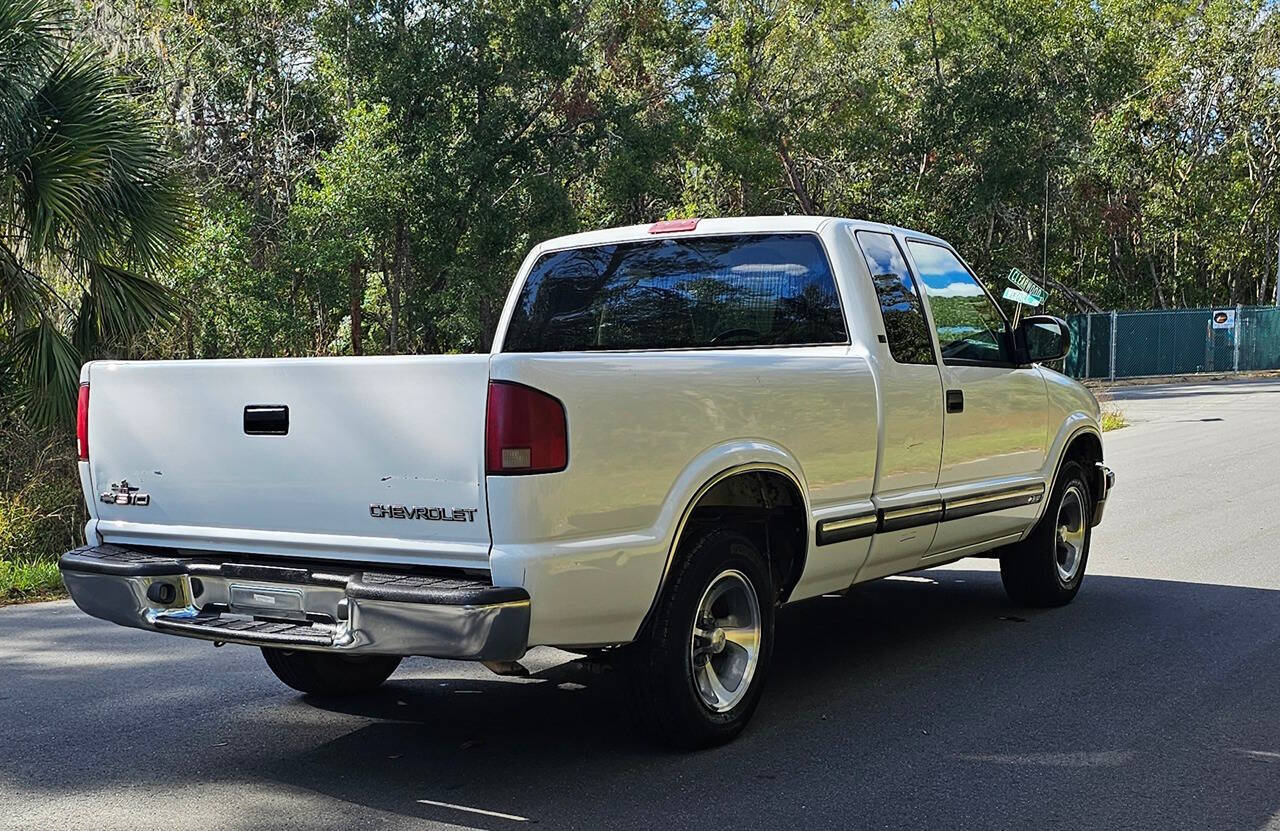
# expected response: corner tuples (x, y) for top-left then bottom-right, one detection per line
(227, 571), (1280, 830)
(5, 571), (1280, 830)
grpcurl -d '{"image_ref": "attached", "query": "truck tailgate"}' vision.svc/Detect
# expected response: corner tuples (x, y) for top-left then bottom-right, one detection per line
(84, 356), (492, 568)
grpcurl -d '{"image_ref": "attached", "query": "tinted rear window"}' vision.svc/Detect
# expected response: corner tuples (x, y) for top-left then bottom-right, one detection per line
(501, 233), (847, 352)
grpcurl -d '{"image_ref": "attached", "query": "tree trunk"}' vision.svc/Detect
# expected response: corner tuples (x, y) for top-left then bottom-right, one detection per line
(349, 260), (363, 356)
(384, 219), (405, 353)
(479, 295), (495, 352)
(1147, 257), (1167, 308)
(777, 135), (816, 215)
(926, 0), (943, 82)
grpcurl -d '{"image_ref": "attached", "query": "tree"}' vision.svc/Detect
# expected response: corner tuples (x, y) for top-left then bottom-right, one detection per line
(283, 102), (407, 355)
(0, 0), (186, 426)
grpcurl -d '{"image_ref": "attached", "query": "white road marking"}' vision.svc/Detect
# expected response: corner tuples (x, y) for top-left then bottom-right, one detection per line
(1233, 748), (1280, 762)
(416, 799), (530, 822)
(957, 750), (1134, 767)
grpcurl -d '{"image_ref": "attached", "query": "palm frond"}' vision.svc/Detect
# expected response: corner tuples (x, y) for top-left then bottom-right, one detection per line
(0, 0), (65, 143)
(0, 1), (188, 430)
(10, 49), (189, 272)
(85, 261), (178, 344)
(7, 316), (81, 428)
(0, 242), (50, 322)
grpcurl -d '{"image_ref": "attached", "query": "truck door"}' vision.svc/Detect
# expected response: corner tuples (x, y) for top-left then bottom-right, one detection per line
(851, 230), (945, 580)
(904, 240), (1049, 558)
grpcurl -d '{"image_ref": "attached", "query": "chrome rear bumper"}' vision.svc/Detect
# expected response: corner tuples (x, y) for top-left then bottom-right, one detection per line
(59, 545), (529, 660)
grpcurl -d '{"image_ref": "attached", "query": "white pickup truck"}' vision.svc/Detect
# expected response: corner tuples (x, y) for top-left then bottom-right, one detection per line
(61, 216), (1113, 748)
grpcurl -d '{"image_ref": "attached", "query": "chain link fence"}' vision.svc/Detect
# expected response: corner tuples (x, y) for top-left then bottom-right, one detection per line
(1063, 305), (1280, 380)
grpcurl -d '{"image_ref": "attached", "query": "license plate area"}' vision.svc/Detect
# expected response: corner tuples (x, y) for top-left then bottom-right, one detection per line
(229, 584), (304, 616)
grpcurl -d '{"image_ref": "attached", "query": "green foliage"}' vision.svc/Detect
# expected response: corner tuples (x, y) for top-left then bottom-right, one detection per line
(0, 557), (63, 603)
(66, 0), (1280, 359)
(0, 415), (83, 601)
(0, 0), (186, 428)
(0, 414), (83, 563)
(1100, 407), (1128, 432)
(3, 0), (1274, 365)
(171, 191), (306, 358)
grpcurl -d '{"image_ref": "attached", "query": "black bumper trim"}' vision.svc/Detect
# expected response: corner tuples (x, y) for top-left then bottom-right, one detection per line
(59, 544), (187, 577)
(348, 572), (529, 606)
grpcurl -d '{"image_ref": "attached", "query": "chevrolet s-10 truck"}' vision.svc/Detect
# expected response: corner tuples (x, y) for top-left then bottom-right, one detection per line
(60, 216), (1114, 748)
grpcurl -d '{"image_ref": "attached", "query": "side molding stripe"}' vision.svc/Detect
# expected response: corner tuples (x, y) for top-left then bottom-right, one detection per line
(815, 482), (1047, 546)
(941, 484), (1045, 522)
(815, 512), (877, 545)
(879, 502), (944, 533)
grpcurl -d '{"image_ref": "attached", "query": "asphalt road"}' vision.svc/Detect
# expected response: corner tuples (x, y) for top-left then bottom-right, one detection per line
(4, 378), (1280, 831)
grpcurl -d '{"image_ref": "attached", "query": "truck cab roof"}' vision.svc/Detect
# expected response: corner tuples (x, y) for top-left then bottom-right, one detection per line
(532, 216), (950, 255)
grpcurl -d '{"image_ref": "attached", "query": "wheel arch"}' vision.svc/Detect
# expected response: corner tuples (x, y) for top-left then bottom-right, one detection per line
(1031, 424), (1104, 531)
(638, 451), (812, 637)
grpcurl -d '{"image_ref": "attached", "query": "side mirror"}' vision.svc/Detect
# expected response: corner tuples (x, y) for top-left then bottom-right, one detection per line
(1018, 315), (1071, 364)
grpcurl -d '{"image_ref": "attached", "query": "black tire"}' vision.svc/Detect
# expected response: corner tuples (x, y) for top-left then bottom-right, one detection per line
(261, 648), (401, 696)
(1000, 459), (1093, 607)
(628, 527), (775, 750)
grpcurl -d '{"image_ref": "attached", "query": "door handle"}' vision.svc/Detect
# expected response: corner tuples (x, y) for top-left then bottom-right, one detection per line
(946, 389), (964, 413)
(244, 405), (289, 435)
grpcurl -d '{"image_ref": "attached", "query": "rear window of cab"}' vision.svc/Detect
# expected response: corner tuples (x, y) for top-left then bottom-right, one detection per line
(501, 233), (848, 352)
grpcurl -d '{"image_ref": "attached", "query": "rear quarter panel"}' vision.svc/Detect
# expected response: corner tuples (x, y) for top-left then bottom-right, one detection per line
(487, 349), (878, 647)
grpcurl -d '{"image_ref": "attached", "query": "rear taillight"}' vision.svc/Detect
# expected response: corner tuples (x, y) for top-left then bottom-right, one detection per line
(76, 383), (89, 460)
(485, 381), (567, 475)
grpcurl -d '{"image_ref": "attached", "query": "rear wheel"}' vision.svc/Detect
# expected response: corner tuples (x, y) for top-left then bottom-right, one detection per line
(261, 648), (401, 696)
(628, 527), (774, 750)
(999, 460), (1093, 607)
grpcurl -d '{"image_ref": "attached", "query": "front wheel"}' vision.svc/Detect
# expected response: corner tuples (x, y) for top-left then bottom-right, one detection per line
(261, 648), (401, 696)
(999, 459), (1093, 607)
(627, 527), (774, 750)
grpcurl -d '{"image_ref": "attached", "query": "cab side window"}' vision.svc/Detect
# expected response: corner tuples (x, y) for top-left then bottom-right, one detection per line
(907, 241), (1013, 364)
(856, 231), (935, 365)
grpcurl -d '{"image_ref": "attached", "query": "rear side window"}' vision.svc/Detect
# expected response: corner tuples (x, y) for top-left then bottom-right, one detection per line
(855, 230), (935, 365)
(502, 233), (847, 352)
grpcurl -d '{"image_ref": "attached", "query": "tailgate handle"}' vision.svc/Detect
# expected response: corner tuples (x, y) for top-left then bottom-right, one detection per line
(244, 405), (289, 436)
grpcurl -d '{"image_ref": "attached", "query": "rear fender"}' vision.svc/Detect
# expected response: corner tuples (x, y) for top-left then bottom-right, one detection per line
(489, 440), (809, 648)
(636, 442), (811, 633)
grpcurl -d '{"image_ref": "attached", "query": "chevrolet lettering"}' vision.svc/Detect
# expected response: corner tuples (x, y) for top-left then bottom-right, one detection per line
(59, 216), (1113, 750)
(369, 504), (478, 522)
